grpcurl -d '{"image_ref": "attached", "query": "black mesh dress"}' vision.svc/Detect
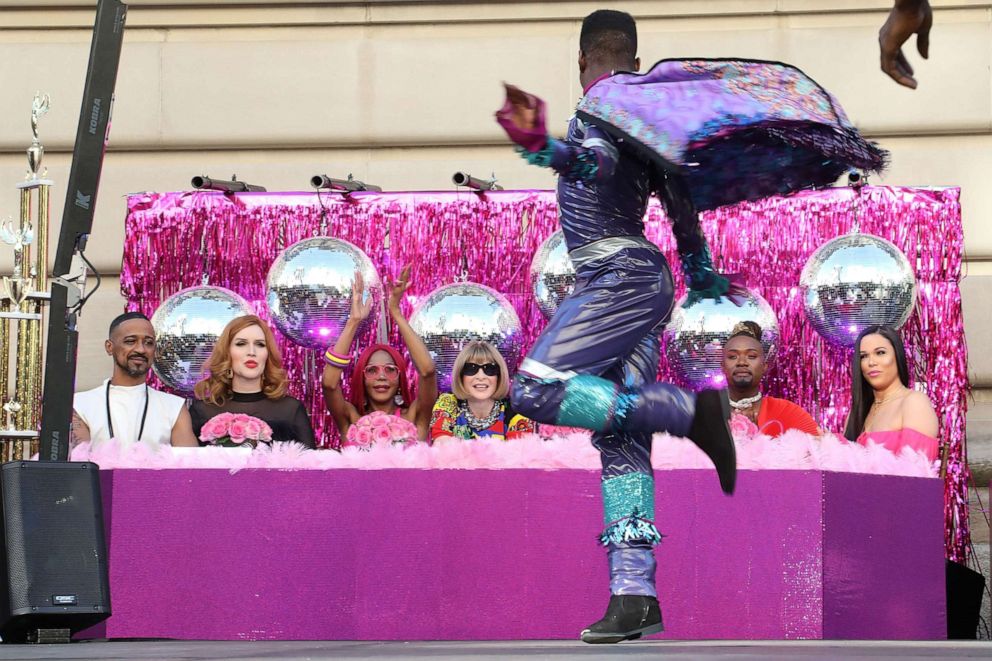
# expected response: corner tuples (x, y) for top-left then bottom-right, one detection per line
(190, 391), (316, 449)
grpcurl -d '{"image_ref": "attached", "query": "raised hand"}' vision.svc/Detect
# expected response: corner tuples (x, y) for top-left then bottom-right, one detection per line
(722, 274), (749, 308)
(683, 273), (747, 308)
(495, 83), (548, 153)
(879, 0), (932, 89)
(350, 269), (373, 322)
(386, 264), (412, 314)
(502, 84), (538, 132)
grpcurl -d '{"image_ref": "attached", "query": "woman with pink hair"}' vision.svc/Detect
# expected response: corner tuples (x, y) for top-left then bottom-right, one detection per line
(321, 266), (437, 443)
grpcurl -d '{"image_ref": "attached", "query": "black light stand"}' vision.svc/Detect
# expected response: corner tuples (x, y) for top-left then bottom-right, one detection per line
(39, 0), (127, 462)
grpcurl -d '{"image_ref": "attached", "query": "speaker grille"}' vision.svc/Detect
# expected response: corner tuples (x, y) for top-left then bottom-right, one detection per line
(0, 462), (110, 623)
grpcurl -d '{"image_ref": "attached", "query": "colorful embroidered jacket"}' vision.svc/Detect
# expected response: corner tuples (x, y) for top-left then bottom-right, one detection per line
(429, 394), (536, 442)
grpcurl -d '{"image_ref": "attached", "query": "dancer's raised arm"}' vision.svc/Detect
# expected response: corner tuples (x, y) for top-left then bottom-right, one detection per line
(880, 0), (932, 89)
(496, 83), (619, 184)
(386, 265), (437, 438)
(321, 270), (371, 435)
(654, 171), (745, 307)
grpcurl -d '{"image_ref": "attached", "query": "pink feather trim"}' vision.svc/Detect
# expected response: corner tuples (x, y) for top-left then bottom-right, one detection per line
(69, 430), (935, 477)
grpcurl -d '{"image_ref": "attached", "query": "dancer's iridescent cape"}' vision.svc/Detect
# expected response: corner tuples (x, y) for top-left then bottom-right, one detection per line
(576, 58), (887, 211)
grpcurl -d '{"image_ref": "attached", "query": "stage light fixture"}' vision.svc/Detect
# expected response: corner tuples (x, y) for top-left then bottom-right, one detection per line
(191, 175), (266, 193)
(452, 171), (502, 191)
(310, 174), (381, 193)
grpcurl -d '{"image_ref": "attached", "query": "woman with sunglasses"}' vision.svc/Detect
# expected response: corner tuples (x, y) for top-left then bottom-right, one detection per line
(322, 266), (438, 442)
(430, 340), (536, 441)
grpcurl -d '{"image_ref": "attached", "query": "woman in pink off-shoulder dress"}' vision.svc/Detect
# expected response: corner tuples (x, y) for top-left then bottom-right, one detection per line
(843, 325), (939, 462)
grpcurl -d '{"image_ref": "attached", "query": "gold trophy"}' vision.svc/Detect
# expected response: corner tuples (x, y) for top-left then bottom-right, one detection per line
(2, 401), (22, 433)
(27, 93), (50, 182)
(0, 93), (53, 461)
(1, 222), (35, 309)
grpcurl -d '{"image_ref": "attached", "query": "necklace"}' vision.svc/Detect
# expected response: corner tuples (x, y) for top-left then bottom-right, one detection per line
(873, 390), (909, 406)
(106, 381), (149, 441)
(729, 393), (762, 410)
(864, 390), (910, 431)
(462, 400), (502, 430)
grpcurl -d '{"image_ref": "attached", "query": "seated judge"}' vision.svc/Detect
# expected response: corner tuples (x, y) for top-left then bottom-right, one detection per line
(721, 321), (819, 437)
(190, 315), (316, 448)
(844, 325), (939, 461)
(430, 340), (535, 442)
(72, 311), (198, 447)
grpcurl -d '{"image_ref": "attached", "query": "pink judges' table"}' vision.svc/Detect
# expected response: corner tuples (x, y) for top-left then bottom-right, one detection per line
(82, 468), (944, 641)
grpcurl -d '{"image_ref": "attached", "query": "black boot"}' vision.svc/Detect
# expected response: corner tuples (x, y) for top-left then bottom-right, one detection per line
(687, 389), (737, 494)
(579, 594), (663, 644)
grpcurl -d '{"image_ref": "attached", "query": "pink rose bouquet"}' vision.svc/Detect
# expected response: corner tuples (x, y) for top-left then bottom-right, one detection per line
(345, 411), (418, 450)
(199, 412), (273, 448)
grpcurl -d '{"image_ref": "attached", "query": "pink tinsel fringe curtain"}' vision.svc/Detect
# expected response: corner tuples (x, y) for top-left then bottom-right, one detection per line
(122, 186), (968, 561)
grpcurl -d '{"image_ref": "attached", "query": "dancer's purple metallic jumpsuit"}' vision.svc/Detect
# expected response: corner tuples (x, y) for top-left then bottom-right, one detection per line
(510, 116), (725, 597)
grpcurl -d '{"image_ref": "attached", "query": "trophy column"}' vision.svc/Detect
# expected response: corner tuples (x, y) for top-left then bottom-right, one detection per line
(0, 94), (52, 461)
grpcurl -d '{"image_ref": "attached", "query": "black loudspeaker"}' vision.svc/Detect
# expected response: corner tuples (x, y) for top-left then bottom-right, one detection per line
(0, 462), (110, 643)
(946, 559), (987, 639)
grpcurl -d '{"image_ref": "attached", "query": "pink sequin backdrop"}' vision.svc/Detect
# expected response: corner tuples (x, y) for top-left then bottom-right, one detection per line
(123, 186), (968, 560)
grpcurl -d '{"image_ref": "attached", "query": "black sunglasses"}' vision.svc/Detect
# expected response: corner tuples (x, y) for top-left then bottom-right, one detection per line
(461, 362), (499, 377)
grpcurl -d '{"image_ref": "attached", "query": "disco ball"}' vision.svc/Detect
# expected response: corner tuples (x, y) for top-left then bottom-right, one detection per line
(530, 229), (576, 319)
(409, 282), (523, 392)
(800, 233), (916, 347)
(663, 288), (780, 390)
(151, 286), (253, 395)
(265, 237), (380, 350)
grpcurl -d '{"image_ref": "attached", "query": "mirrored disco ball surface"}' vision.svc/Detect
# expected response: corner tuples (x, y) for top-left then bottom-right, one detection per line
(530, 229), (576, 319)
(663, 289), (780, 390)
(800, 233), (916, 347)
(266, 237), (380, 350)
(151, 286), (253, 395)
(409, 282), (523, 392)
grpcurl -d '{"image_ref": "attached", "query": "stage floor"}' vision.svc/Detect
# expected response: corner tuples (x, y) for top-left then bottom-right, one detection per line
(0, 640), (990, 661)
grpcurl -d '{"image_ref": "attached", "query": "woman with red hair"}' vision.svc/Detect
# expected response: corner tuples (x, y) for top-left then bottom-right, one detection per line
(191, 315), (315, 448)
(322, 266), (437, 442)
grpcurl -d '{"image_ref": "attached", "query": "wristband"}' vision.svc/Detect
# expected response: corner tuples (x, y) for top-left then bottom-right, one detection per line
(324, 348), (351, 367)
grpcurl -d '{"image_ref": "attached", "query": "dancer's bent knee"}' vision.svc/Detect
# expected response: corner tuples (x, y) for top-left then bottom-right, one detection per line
(514, 360), (695, 437)
(513, 359), (621, 431)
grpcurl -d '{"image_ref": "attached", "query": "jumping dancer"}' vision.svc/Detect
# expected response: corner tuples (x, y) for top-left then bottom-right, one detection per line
(495, 9), (886, 644)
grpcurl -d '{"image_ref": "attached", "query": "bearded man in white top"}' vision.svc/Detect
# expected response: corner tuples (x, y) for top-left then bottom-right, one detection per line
(71, 311), (198, 447)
